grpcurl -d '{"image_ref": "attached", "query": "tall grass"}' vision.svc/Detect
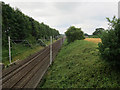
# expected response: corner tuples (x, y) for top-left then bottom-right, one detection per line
(39, 40), (120, 88)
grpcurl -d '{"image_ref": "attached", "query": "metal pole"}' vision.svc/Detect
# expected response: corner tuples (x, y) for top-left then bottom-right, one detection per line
(50, 36), (52, 65)
(118, 1), (120, 19)
(8, 36), (11, 64)
(61, 38), (62, 47)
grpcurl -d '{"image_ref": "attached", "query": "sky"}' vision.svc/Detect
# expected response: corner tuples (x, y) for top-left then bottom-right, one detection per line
(3, 0), (119, 35)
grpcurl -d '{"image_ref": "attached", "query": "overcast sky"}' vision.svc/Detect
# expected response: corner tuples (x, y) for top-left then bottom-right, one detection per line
(3, 0), (119, 34)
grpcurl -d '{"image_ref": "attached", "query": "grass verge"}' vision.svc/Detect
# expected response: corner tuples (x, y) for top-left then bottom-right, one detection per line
(38, 39), (120, 88)
(2, 39), (56, 66)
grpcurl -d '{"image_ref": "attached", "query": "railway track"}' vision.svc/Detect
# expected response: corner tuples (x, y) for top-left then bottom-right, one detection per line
(1, 38), (65, 89)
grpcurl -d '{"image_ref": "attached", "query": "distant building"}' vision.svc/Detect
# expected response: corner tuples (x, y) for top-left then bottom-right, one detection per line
(118, 1), (120, 18)
(85, 36), (88, 38)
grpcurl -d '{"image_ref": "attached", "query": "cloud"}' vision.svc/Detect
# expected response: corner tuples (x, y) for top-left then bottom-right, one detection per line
(3, 0), (120, 2)
(3, 1), (118, 34)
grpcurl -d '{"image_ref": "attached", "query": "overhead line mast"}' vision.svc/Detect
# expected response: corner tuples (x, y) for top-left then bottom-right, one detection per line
(118, 1), (120, 18)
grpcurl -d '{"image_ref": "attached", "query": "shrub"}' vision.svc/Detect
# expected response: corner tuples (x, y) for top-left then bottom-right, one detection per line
(88, 35), (101, 38)
(93, 28), (105, 35)
(65, 26), (85, 43)
(98, 16), (120, 63)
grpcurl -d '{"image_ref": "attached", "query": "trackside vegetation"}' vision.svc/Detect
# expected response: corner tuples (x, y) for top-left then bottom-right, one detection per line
(2, 2), (60, 65)
(2, 1), (120, 88)
(3, 43), (44, 66)
(65, 26), (85, 43)
(2, 2), (59, 47)
(98, 17), (120, 63)
(38, 40), (120, 88)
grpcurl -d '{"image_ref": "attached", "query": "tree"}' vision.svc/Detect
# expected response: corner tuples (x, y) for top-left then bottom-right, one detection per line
(65, 26), (85, 43)
(84, 33), (89, 36)
(2, 2), (60, 47)
(93, 28), (105, 35)
(98, 16), (120, 63)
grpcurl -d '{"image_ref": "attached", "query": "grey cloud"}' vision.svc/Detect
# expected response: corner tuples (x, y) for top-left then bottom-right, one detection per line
(4, 1), (118, 34)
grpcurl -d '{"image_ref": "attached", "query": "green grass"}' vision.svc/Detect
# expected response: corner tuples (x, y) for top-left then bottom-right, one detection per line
(38, 39), (120, 88)
(2, 39), (58, 66)
(2, 44), (44, 66)
(2, 39), (56, 66)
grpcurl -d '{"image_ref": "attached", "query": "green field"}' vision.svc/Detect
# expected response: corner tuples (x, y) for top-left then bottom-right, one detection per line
(39, 39), (120, 88)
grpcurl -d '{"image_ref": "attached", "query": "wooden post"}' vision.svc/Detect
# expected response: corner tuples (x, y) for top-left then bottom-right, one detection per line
(50, 36), (52, 65)
(8, 36), (11, 64)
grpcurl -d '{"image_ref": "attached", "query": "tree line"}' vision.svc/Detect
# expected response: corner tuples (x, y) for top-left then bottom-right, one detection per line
(2, 2), (60, 47)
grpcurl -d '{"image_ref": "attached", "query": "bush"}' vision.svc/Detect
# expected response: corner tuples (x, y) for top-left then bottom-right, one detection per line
(98, 17), (120, 63)
(88, 35), (101, 38)
(93, 28), (105, 35)
(65, 26), (85, 43)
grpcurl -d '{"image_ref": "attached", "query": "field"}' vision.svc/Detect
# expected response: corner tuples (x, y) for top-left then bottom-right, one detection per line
(38, 39), (120, 88)
(85, 38), (101, 43)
